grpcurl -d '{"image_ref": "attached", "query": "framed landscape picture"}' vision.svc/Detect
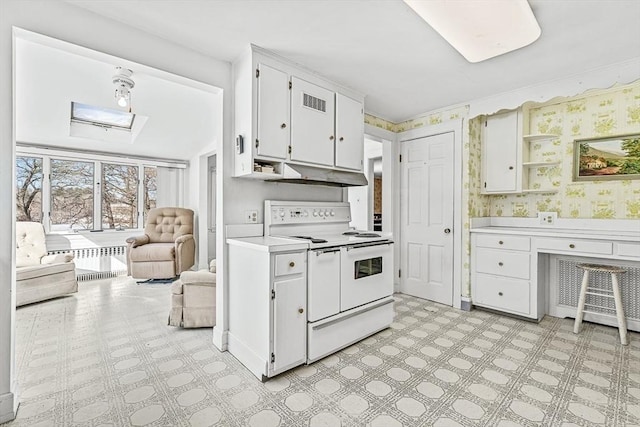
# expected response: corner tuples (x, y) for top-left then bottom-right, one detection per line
(573, 133), (640, 181)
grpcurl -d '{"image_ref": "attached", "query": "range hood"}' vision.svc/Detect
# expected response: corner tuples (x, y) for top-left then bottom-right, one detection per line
(279, 163), (368, 187)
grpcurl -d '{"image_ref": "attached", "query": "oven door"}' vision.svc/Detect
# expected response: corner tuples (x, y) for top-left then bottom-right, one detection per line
(308, 247), (341, 322)
(340, 242), (393, 311)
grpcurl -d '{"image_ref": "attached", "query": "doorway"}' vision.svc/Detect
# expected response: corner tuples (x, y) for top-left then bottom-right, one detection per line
(400, 131), (455, 306)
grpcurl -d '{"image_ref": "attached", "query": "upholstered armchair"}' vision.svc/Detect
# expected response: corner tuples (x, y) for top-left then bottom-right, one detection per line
(126, 207), (195, 280)
(16, 221), (78, 306)
(169, 259), (216, 328)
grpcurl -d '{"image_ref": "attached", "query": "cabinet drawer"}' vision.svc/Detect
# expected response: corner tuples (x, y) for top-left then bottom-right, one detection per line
(274, 252), (305, 276)
(474, 273), (530, 316)
(476, 248), (530, 279)
(536, 238), (612, 255)
(476, 234), (530, 251)
(617, 242), (640, 258)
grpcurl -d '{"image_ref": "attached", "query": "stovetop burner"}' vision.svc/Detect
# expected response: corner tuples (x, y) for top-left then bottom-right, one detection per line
(291, 235), (329, 244)
(342, 231), (381, 238)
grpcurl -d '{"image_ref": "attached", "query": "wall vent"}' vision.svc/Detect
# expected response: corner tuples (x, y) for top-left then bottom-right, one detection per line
(303, 93), (326, 112)
(48, 245), (128, 282)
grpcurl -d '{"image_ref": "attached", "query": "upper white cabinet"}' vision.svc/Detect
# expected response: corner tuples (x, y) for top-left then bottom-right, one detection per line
(256, 63), (290, 159)
(481, 109), (522, 194)
(335, 93), (364, 170)
(290, 77), (335, 167)
(233, 45), (365, 179)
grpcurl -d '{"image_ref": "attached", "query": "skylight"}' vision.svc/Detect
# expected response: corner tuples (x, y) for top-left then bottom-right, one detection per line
(71, 102), (135, 130)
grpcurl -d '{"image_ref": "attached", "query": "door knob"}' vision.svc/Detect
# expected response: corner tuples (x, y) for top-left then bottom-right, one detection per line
(329, 135), (335, 140)
(298, 308), (304, 314)
(569, 244), (575, 249)
(289, 261), (295, 267)
(498, 262), (504, 266)
(339, 137), (344, 141)
(498, 292), (503, 296)
(444, 228), (451, 234)
(281, 123), (287, 129)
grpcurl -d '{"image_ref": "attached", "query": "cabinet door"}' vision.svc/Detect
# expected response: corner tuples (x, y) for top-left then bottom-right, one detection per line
(256, 63), (289, 159)
(272, 275), (306, 372)
(335, 93), (364, 171)
(290, 77), (335, 166)
(482, 110), (520, 193)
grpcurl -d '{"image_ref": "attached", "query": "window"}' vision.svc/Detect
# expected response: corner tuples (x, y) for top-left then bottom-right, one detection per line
(102, 163), (139, 229)
(144, 167), (157, 221)
(16, 156), (43, 222)
(50, 159), (95, 231)
(71, 102), (135, 130)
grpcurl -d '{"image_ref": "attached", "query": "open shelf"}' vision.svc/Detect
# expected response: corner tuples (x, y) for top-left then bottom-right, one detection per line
(523, 134), (558, 141)
(523, 161), (562, 168)
(522, 188), (560, 194)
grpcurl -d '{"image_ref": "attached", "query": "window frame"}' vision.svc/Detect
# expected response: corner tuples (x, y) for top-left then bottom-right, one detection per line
(16, 147), (177, 234)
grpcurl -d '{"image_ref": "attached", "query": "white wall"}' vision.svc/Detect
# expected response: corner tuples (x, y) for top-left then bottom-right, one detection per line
(0, 1), (232, 422)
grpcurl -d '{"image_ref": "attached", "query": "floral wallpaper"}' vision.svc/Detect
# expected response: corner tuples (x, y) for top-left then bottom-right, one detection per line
(484, 82), (640, 219)
(364, 105), (469, 133)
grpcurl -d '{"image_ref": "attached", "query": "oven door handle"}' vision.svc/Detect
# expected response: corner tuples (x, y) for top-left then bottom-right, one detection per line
(311, 298), (394, 330)
(313, 248), (341, 256)
(346, 241), (392, 251)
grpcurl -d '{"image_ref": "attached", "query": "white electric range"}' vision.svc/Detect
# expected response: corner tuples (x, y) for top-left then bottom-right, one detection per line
(265, 200), (395, 363)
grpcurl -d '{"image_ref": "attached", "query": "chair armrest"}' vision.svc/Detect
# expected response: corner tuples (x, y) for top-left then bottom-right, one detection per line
(126, 235), (150, 247)
(175, 234), (194, 245)
(41, 253), (74, 264)
(209, 259), (216, 273)
(180, 270), (216, 285)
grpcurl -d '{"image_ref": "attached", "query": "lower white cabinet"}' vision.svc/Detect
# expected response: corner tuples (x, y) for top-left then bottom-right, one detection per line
(471, 233), (539, 319)
(227, 243), (307, 380)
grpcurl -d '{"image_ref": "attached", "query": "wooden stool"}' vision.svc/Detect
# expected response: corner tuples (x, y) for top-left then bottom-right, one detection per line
(574, 263), (628, 345)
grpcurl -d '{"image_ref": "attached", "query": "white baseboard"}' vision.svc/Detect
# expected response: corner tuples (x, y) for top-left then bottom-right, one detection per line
(212, 326), (228, 351)
(0, 390), (18, 424)
(227, 332), (267, 380)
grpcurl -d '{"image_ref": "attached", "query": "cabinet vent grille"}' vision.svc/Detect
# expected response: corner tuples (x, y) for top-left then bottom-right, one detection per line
(303, 93), (326, 113)
(557, 258), (640, 321)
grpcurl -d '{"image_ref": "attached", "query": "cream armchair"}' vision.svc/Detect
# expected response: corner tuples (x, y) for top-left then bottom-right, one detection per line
(126, 207), (195, 280)
(16, 221), (78, 306)
(169, 259), (216, 328)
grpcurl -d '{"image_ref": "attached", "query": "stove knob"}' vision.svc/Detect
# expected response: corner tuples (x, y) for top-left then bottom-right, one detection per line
(279, 210), (285, 217)
(303, 211), (308, 217)
(313, 210), (318, 217)
(330, 210), (335, 217)
(319, 211), (325, 217)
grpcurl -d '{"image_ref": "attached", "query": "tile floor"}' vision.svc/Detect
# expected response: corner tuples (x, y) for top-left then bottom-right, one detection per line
(3, 276), (640, 426)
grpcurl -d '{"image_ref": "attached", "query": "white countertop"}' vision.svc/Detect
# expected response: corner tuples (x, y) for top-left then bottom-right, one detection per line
(226, 236), (309, 253)
(470, 225), (640, 242)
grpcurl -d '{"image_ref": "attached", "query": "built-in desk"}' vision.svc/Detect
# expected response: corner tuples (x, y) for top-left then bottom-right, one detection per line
(470, 218), (640, 330)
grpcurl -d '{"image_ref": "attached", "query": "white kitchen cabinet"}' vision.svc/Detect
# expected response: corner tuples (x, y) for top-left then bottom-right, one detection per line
(481, 109), (522, 194)
(226, 239), (307, 380)
(335, 93), (364, 170)
(290, 77), (335, 166)
(233, 45), (365, 180)
(256, 63), (290, 159)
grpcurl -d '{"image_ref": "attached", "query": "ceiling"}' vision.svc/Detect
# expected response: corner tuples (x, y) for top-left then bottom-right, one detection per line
(16, 36), (222, 161)
(66, 0), (640, 123)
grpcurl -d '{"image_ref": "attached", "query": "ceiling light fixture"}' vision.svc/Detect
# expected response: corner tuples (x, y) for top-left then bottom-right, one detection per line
(112, 67), (135, 108)
(403, 0), (541, 63)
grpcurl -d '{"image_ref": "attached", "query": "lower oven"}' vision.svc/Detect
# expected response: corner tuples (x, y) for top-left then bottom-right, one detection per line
(340, 241), (394, 311)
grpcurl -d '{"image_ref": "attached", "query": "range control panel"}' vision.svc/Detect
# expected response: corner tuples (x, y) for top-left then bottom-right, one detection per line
(265, 201), (351, 224)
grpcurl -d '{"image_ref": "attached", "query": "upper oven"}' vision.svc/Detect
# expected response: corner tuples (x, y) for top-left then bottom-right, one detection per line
(340, 241), (394, 311)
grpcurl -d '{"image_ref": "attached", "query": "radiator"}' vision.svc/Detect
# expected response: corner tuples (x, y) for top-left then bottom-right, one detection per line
(48, 246), (128, 281)
(549, 255), (640, 332)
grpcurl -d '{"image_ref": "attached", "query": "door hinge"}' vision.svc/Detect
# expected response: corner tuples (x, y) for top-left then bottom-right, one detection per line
(398, 269), (401, 278)
(271, 289), (275, 299)
(256, 68), (260, 78)
(485, 120), (487, 127)
(289, 81), (292, 90)
(399, 154), (402, 162)
(288, 145), (292, 155)
(271, 352), (275, 363)
(255, 139), (259, 148)
(484, 182), (487, 188)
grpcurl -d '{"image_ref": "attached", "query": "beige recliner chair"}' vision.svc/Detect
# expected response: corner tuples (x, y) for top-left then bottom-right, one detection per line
(169, 259), (216, 328)
(126, 207), (195, 280)
(16, 221), (78, 306)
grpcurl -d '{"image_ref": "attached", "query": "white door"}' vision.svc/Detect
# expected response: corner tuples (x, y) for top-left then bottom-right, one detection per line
(290, 77), (335, 166)
(335, 93), (364, 171)
(272, 276), (306, 372)
(400, 132), (454, 305)
(207, 156), (216, 262)
(256, 63), (289, 159)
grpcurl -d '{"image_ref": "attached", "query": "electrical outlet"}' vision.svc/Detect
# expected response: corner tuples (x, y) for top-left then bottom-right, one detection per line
(537, 211), (557, 226)
(245, 210), (258, 224)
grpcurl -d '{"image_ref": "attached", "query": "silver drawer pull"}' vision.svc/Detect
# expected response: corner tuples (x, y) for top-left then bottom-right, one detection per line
(311, 299), (393, 331)
(569, 244), (575, 249)
(498, 240), (504, 245)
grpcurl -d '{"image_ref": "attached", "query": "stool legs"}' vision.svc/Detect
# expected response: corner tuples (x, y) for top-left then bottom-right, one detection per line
(610, 273), (628, 346)
(573, 270), (589, 334)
